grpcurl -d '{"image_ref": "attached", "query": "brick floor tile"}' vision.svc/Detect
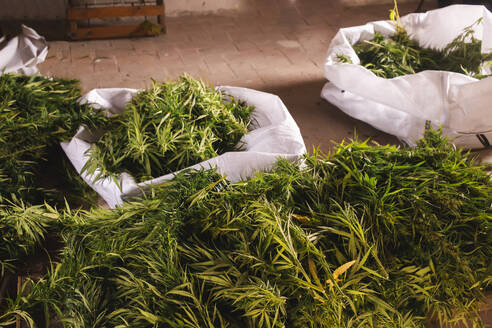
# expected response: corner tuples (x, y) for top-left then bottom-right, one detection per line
(166, 62), (210, 81)
(198, 44), (238, 57)
(275, 63), (322, 80)
(239, 77), (268, 90)
(302, 14), (332, 27)
(96, 47), (136, 60)
(229, 63), (262, 81)
(278, 47), (309, 65)
(206, 62), (237, 79)
(250, 49), (291, 70)
(232, 40), (258, 51)
(168, 40), (200, 51)
(157, 52), (184, 67)
(131, 39), (162, 56)
(38, 58), (65, 77)
(117, 54), (161, 77)
(260, 11), (305, 25)
(187, 30), (213, 43)
(259, 24), (298, 36)
(160, 30), (192, 43)
(218, 78), (265, 90)
(207, 30), (233, 43)
(142, 68), (172, 83)
(180, 37), (214, 49)
(89, 72), (125, 89)
(201, 54), (226, 67)
(253, 67), (280, 86)
(69, 41), (95, 60)
(109, 39), (136, 51)
(156, 46), (181, 57)
(177, 49), (207, 66)
(84, 39), (111, 50)
(122, 65), (170, 83)
(68, 56), (94, 74)
(47, 41), (70, 61)
(227, 28), (264, 42)
(94, 57), (118, 74)
(223, 49), (263, 65)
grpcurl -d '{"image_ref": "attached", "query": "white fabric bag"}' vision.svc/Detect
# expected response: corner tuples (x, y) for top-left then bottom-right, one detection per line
(321, 5), (492, 148)
(61, 87), (307, 208)
(0, 25), (47, 75)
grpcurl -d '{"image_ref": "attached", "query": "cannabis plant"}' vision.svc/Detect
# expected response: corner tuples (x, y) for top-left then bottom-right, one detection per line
(83, 75), (254, 183)
(339, 11), (492, 79)
(0, 73), (107, 205)
(0, 73), (106, 325)
(25, 129), (491, 328)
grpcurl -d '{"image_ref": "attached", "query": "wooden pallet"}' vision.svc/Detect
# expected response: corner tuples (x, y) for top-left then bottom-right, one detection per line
(67, 2), (165, 40)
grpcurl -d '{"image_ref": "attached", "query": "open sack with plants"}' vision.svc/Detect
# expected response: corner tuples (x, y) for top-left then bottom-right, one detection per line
(6, 130), (492, 327)
(322, 4), (492, 148)
(62, 75), (306, 208)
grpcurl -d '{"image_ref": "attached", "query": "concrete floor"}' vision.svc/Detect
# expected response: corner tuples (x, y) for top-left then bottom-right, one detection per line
(38, 0), (440, 154)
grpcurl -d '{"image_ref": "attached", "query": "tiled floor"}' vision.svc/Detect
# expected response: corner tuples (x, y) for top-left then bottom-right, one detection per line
(38, 0), (441, 154)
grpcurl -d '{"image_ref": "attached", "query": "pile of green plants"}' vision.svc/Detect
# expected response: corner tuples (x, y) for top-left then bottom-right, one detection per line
(338, 7), (492, 79)
(0, 73), (107, 323)
(11, 130), (491, 328)
(0, 201), (60, 278)
(0, 200), (61, 327)
(0, 73), (107, 205)
(83, 75), (254, 183)
(0, 73), (253, 326)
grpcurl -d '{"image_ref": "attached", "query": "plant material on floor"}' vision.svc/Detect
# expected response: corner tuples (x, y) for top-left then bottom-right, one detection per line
(0, 201), (61, 327)
(338, 16), (492, 79)
(19, 129), (491, 328)
(0, 201), (60, 278)
(0, 73), (107, 205)
(140, 20), (163, 36)
(82, 75), (254, 183)
(0, 74), (105, 313)
(25, 172), (218, 328)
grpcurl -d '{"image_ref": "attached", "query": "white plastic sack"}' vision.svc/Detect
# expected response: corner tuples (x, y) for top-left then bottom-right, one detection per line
(0, 25), (47, 75)
(61, 87), (307, 208)
(322, 5), (492, 148)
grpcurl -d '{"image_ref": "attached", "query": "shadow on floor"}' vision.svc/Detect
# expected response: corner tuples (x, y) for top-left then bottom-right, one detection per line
(0, 20), (67, 40)
(257, 77), (400, 153)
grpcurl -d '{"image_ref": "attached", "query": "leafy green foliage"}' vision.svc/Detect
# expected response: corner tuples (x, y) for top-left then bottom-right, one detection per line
(25, 130), (491, 328)
(0, 74), (105, 325)
(0, 73), (107, 204)
(339, 19), (492, 79)
(0, 201), (60, 278)
(83, 75), (254, 183)
(0, 202), (61, 327)
(28, 171), (221, 328)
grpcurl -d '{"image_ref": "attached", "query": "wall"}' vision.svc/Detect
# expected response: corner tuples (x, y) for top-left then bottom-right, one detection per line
(340, 0), (418, 5)
(0, 0), (67, 20)
(166, 0), (246, 16)
(0, 0), (248, 20)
